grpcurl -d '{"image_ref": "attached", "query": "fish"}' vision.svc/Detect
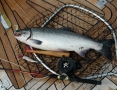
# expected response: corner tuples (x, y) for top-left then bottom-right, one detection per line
(19, 55), (38, 63)
(14, 27), (114, 60)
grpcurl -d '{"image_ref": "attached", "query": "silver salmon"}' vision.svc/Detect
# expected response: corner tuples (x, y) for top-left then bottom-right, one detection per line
(14, 27), (114, 60)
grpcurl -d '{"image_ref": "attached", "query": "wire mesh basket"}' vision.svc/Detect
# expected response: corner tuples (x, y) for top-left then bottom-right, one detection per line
(15, 0), (117, 87)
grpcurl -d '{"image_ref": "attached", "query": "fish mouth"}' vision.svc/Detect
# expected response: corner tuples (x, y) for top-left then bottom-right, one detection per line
(14, 31), (22, 37)
(14, 29), (32, 41)
(14, 30), (27, 37)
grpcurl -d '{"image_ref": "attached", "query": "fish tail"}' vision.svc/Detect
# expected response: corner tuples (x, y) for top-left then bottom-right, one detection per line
(98, 39), (114, 60)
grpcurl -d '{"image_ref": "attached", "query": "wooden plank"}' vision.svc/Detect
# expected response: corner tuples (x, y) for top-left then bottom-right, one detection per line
(1, 0), (18, 30)
(30, 0), (55, 10)
(0, 54), (13, 89)
(13, 11), (26, 29)
(92, 78), (117, 90)
(85, 1), (115, 39)
(63, 82), (83, 90)
(48, 84), (56, 90)
(104, 2), (117, 23)
(9, 86), (25, 90)
(25, 78), (40, 90)
(6, 0), (31, 24)
(111, 0), (117, 12)
(60, 0), (104, 15)
(77, 83), (95, 90)
(54, 80), (65, 90)
(2, 0), (32, 81)
(95, 1), (117, 39)
(0, 2), (25, 88)
(14, 0), (39, 18)
(8, 12), (32, 84)
(108, 75), (117, 86)
(87, 0), (99, 8)
(27, 0), (49, 15)
(110, 0), (117, 28)
(28, 0), (55, 17)
(0, 23), (26, 88)
(107, 66), (117, 86)
(29, 78), (49, 90)
(1, 1), (32, 87)
(85, 21), (104, 36)
(0, 37), (19, 88)
(37, 78), (57, 90)
(112, 19), (117, 29)
(102, 8), (111, 22)
(44, 0), (101, 25)
(63, 80), (70, 86)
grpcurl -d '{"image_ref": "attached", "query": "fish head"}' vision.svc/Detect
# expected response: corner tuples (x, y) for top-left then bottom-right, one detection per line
(14, 29), (31, 42)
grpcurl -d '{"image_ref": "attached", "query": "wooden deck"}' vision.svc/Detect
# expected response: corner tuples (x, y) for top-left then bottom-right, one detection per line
(0, 0), (117, 90)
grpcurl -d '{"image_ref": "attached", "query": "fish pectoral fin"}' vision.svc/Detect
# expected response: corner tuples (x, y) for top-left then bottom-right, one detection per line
(30, 39), (42, 45)
(75, 49), (89, 57)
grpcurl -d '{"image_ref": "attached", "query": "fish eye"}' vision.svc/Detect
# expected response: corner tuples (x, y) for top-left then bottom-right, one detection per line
(14, 32), (22, 37)
(14, 30), (28, 37)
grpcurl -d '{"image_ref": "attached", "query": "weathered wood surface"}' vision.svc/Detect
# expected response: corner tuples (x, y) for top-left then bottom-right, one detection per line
(0, 0), (117, 90)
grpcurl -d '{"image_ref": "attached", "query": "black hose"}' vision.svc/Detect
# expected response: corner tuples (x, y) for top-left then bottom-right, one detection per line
(49, 74), (101, 85)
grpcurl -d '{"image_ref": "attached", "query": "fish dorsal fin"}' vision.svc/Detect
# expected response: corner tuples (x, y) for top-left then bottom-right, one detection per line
(75, 48), (89, 57)
(61, 27), (74, 32)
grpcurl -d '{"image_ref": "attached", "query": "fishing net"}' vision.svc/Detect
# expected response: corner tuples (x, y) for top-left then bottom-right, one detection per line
(14, 0), (117, 89)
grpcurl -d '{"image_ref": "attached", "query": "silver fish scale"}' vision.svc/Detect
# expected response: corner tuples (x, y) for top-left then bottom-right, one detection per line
(31, 27), (90, 40)
(15, 27), (100, 55)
